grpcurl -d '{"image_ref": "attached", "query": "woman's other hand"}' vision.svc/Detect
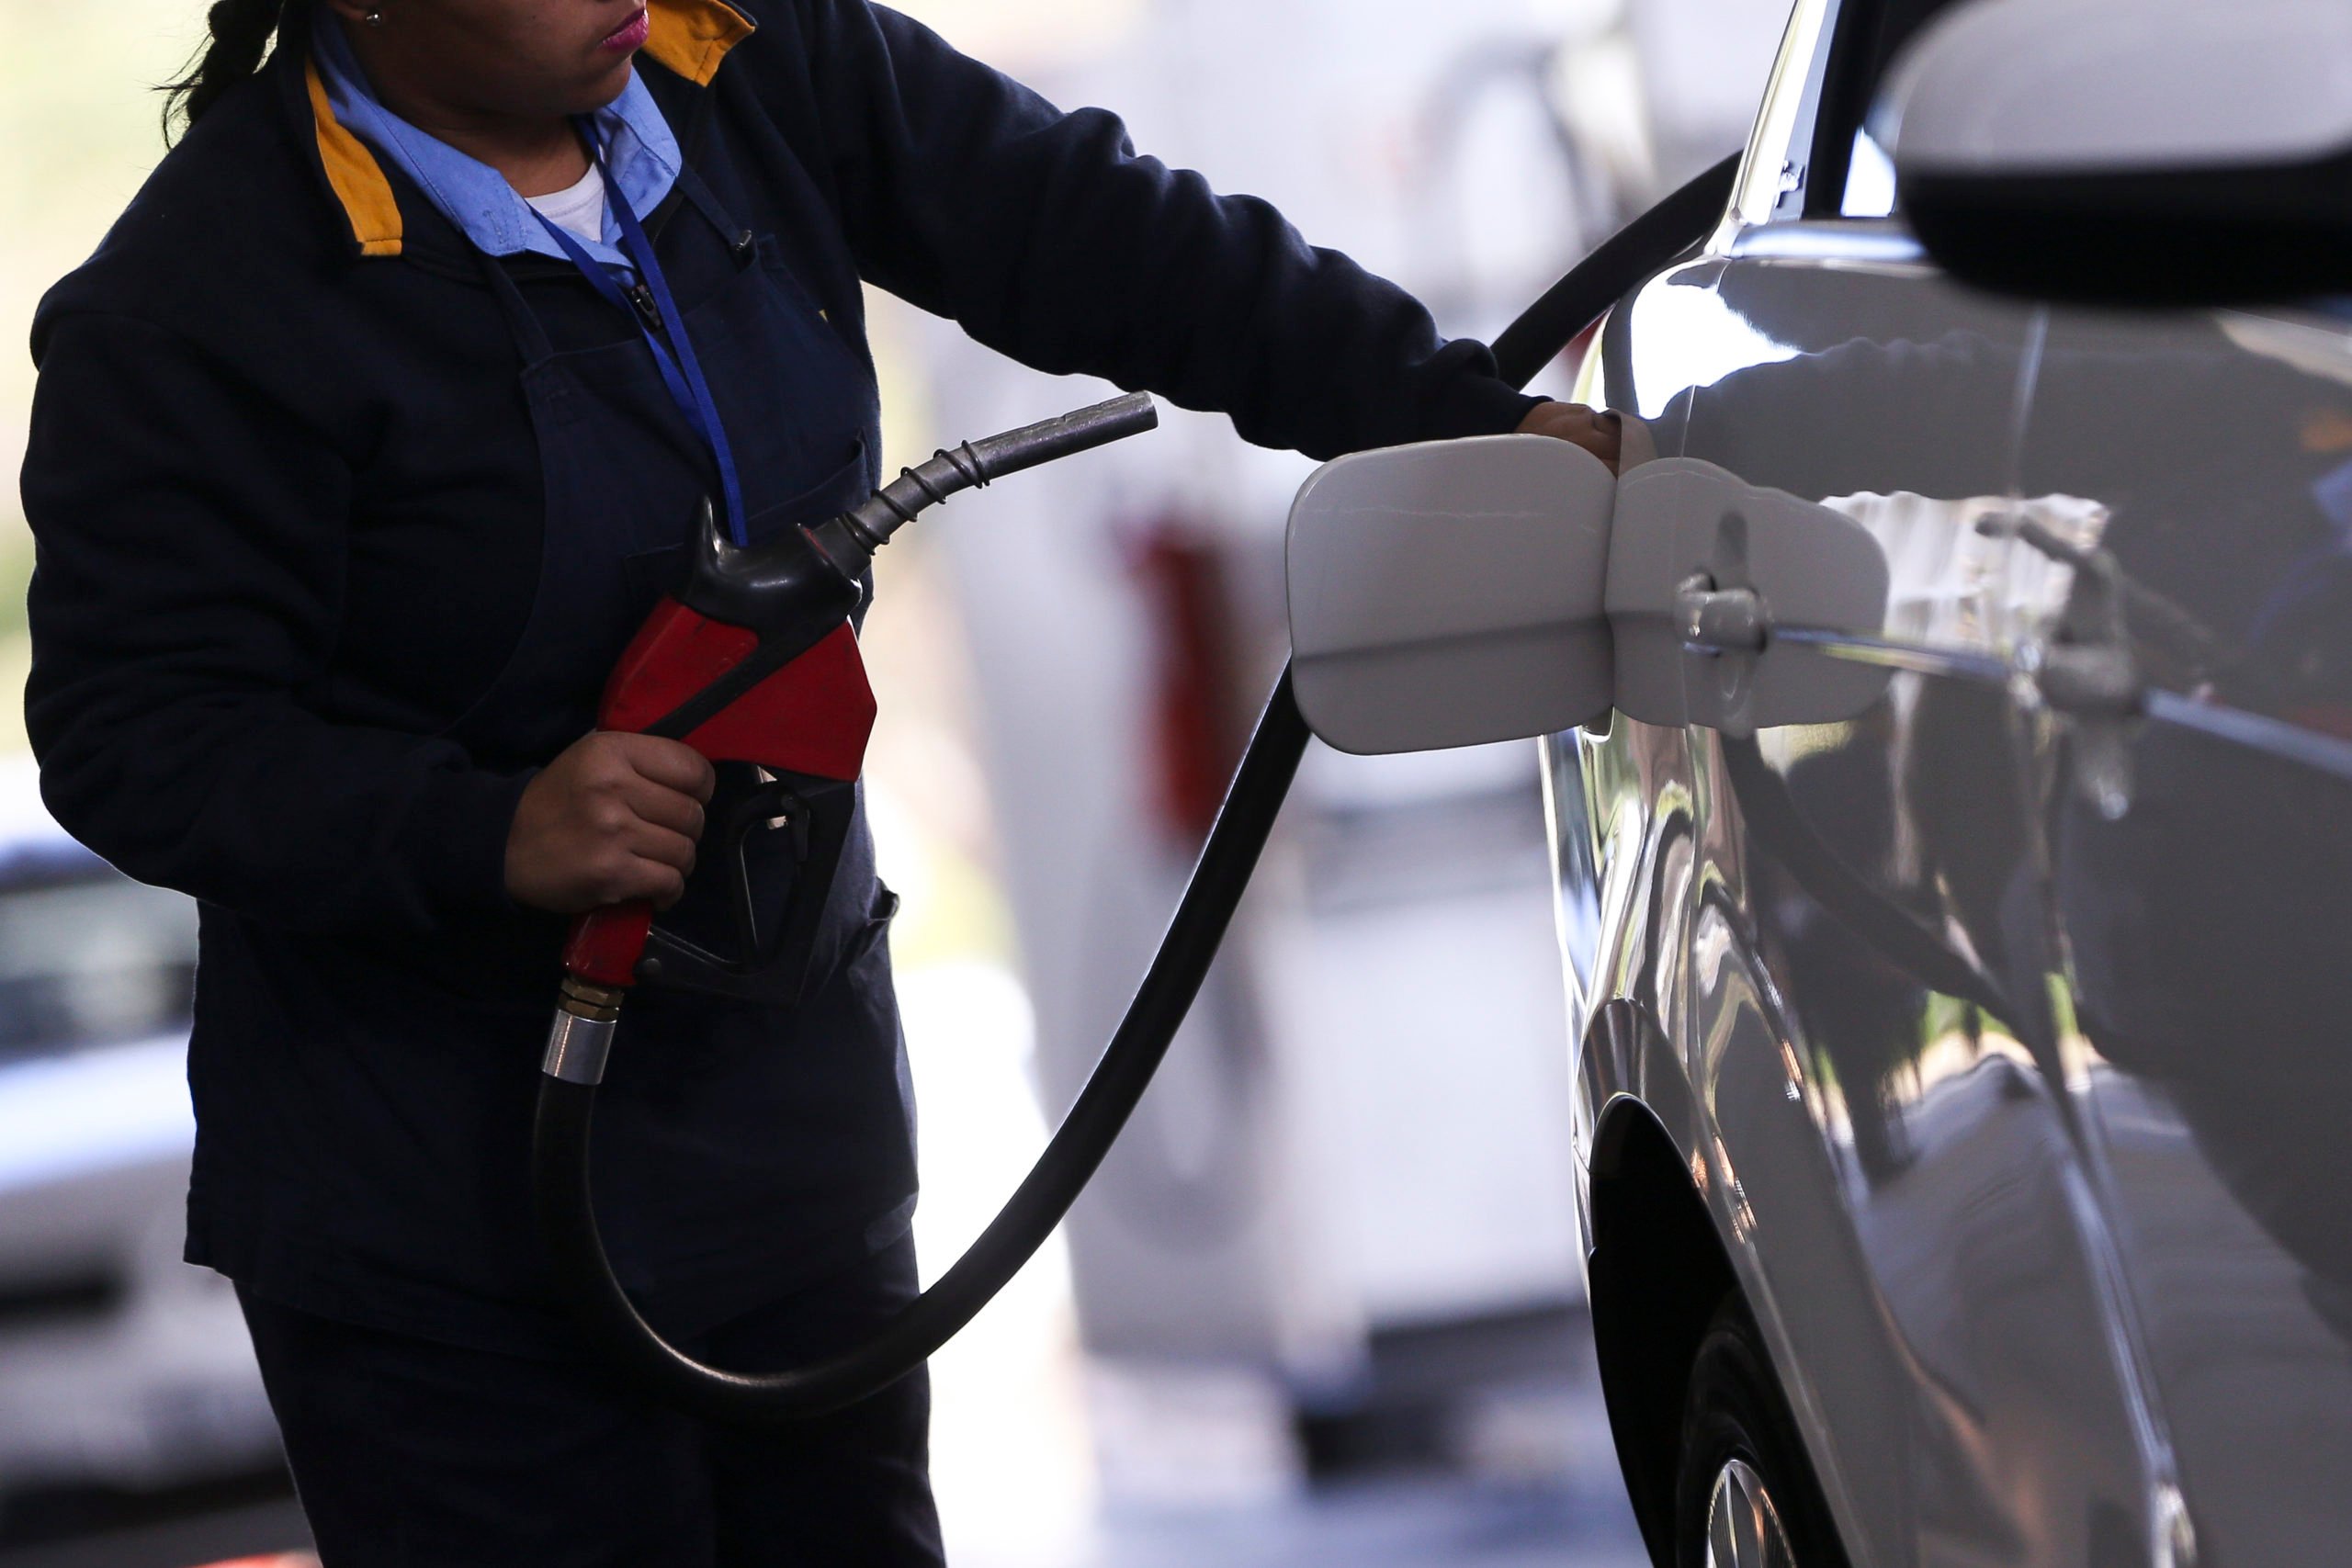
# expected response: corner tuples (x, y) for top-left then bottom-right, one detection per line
(1516, 400), (1642, 473)
(505, 733), (717, 914)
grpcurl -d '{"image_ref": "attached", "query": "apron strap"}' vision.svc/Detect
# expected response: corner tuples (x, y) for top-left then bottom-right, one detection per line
(674, 164), (757, 267)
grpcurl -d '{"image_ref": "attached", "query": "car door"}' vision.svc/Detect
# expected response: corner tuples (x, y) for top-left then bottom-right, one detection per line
(2013, 293), (2352, 1564)
(1580, 2), (2192, 1563)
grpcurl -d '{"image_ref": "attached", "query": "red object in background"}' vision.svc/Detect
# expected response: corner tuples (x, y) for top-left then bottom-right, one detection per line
(1558, 319), (1601, 386)
(1128, 518), (1244, 842)
(2288, 704), (2352, 741)
(190, 1556), (319, 1568)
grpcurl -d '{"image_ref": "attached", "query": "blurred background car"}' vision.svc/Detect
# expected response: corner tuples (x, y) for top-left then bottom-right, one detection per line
(0, 758), (281, 1546)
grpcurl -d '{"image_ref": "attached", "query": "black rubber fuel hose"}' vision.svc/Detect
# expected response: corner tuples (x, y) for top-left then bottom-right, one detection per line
(534, 152), (1741, 1423)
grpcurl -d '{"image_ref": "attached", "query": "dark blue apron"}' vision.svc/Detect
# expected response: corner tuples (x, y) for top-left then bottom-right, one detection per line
(442, 168), (912, 1334)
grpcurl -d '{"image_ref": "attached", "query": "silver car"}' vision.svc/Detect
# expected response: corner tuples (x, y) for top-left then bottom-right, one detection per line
(1287, 0), (2352, 1562)
(0, 760), (278, 1520)
(1564, 2), (2352, 1563)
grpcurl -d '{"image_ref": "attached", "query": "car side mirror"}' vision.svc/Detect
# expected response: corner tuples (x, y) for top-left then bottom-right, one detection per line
(1285, 439), (1891, 754)
(1877, 0), (2352, 305)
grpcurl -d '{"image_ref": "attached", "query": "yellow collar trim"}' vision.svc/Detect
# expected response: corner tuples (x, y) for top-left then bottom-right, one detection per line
(306, 1), (751, 258)
(306, 53), (403, 257)
(643, 0), (756, 87)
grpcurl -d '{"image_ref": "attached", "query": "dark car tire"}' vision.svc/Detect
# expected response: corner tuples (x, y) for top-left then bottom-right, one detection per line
(1674, 1296), (1850, 1568)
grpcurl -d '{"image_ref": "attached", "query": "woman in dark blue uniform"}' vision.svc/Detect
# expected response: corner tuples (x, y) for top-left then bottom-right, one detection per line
(19, 0), (1615, 1560)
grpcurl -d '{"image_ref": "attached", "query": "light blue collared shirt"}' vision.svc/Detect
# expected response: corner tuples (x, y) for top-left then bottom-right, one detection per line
(311, 16), (682, 272)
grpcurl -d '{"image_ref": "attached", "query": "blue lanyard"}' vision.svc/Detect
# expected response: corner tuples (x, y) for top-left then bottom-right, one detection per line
(531, 128), (750, 548)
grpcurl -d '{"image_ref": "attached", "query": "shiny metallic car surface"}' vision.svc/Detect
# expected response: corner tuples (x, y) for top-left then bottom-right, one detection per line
(1545, 2), (2352, 1564)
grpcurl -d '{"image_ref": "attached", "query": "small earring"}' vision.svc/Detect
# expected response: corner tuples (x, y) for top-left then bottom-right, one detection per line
(364, 8), (384, 25)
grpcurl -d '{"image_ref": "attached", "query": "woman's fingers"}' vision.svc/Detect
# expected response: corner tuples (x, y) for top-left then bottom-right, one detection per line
(1514, 400), (1626, 472)
(621, 772), (708, 841)
(615, 732), (718, 803)
(622, 822), (697, 910)
(627, 818), (700, 878)
(574, 823), (695, 910)
(504, 731), (718, 914)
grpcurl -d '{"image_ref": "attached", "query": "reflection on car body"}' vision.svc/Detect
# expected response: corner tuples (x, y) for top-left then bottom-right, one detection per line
(1547, 0), (2352, 1562)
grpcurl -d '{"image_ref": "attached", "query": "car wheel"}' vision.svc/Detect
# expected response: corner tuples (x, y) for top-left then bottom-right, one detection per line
(1675, 1297), (1849, 1568)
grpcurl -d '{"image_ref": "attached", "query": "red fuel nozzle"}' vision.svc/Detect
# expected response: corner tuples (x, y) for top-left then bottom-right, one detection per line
(542, 394), (1160, 1078)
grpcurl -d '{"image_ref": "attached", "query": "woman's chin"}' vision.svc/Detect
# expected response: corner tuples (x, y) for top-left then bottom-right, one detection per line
(561, 59), (638, 118)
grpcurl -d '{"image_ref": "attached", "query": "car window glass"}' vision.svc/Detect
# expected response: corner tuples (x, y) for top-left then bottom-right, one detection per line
(1810, 0), (1976, 218)
(1732, 0), (1841, 228)
(1841, 125), (1897, 218)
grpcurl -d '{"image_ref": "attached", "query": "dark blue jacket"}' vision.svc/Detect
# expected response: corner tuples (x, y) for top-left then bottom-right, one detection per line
(20, 0), (1538, 1353)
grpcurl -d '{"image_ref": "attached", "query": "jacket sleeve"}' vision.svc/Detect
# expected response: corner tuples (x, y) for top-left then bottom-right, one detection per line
(784, 0), (1542, 459)
(20, 309), (535, 937)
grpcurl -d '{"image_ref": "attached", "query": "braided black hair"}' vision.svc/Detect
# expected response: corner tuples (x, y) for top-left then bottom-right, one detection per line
(162, 0), (300, 139)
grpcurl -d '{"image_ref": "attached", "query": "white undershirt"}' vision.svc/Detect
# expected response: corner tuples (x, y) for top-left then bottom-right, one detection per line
(525, 163), (609, 245)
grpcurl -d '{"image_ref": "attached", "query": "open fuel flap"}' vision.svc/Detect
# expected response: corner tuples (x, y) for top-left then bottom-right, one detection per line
(1285, 436), (1894, 753)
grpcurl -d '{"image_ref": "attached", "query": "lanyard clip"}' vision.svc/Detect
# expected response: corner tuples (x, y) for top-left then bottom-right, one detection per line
(623, 282), (664, 335)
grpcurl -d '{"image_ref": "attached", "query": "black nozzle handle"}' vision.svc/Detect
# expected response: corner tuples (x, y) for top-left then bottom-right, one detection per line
(825, 393), (1159, 561)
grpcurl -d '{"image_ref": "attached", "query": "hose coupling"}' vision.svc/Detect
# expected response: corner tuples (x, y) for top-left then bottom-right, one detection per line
(544, 977), (626, 1085)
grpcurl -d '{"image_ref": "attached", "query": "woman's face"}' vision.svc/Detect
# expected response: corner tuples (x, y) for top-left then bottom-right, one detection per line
(340, 0), (653, 123)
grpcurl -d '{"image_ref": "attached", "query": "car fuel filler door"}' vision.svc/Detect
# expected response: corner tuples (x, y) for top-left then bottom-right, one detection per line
(1286, 442), (1893, 752)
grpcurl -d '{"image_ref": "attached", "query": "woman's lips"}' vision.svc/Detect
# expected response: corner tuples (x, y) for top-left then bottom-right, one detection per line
(599, 6), (651, 51)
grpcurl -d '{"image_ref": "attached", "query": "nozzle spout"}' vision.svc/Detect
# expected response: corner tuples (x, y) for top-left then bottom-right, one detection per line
(962, 390), (1161, 486)
(815, 392), (1159, 570)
